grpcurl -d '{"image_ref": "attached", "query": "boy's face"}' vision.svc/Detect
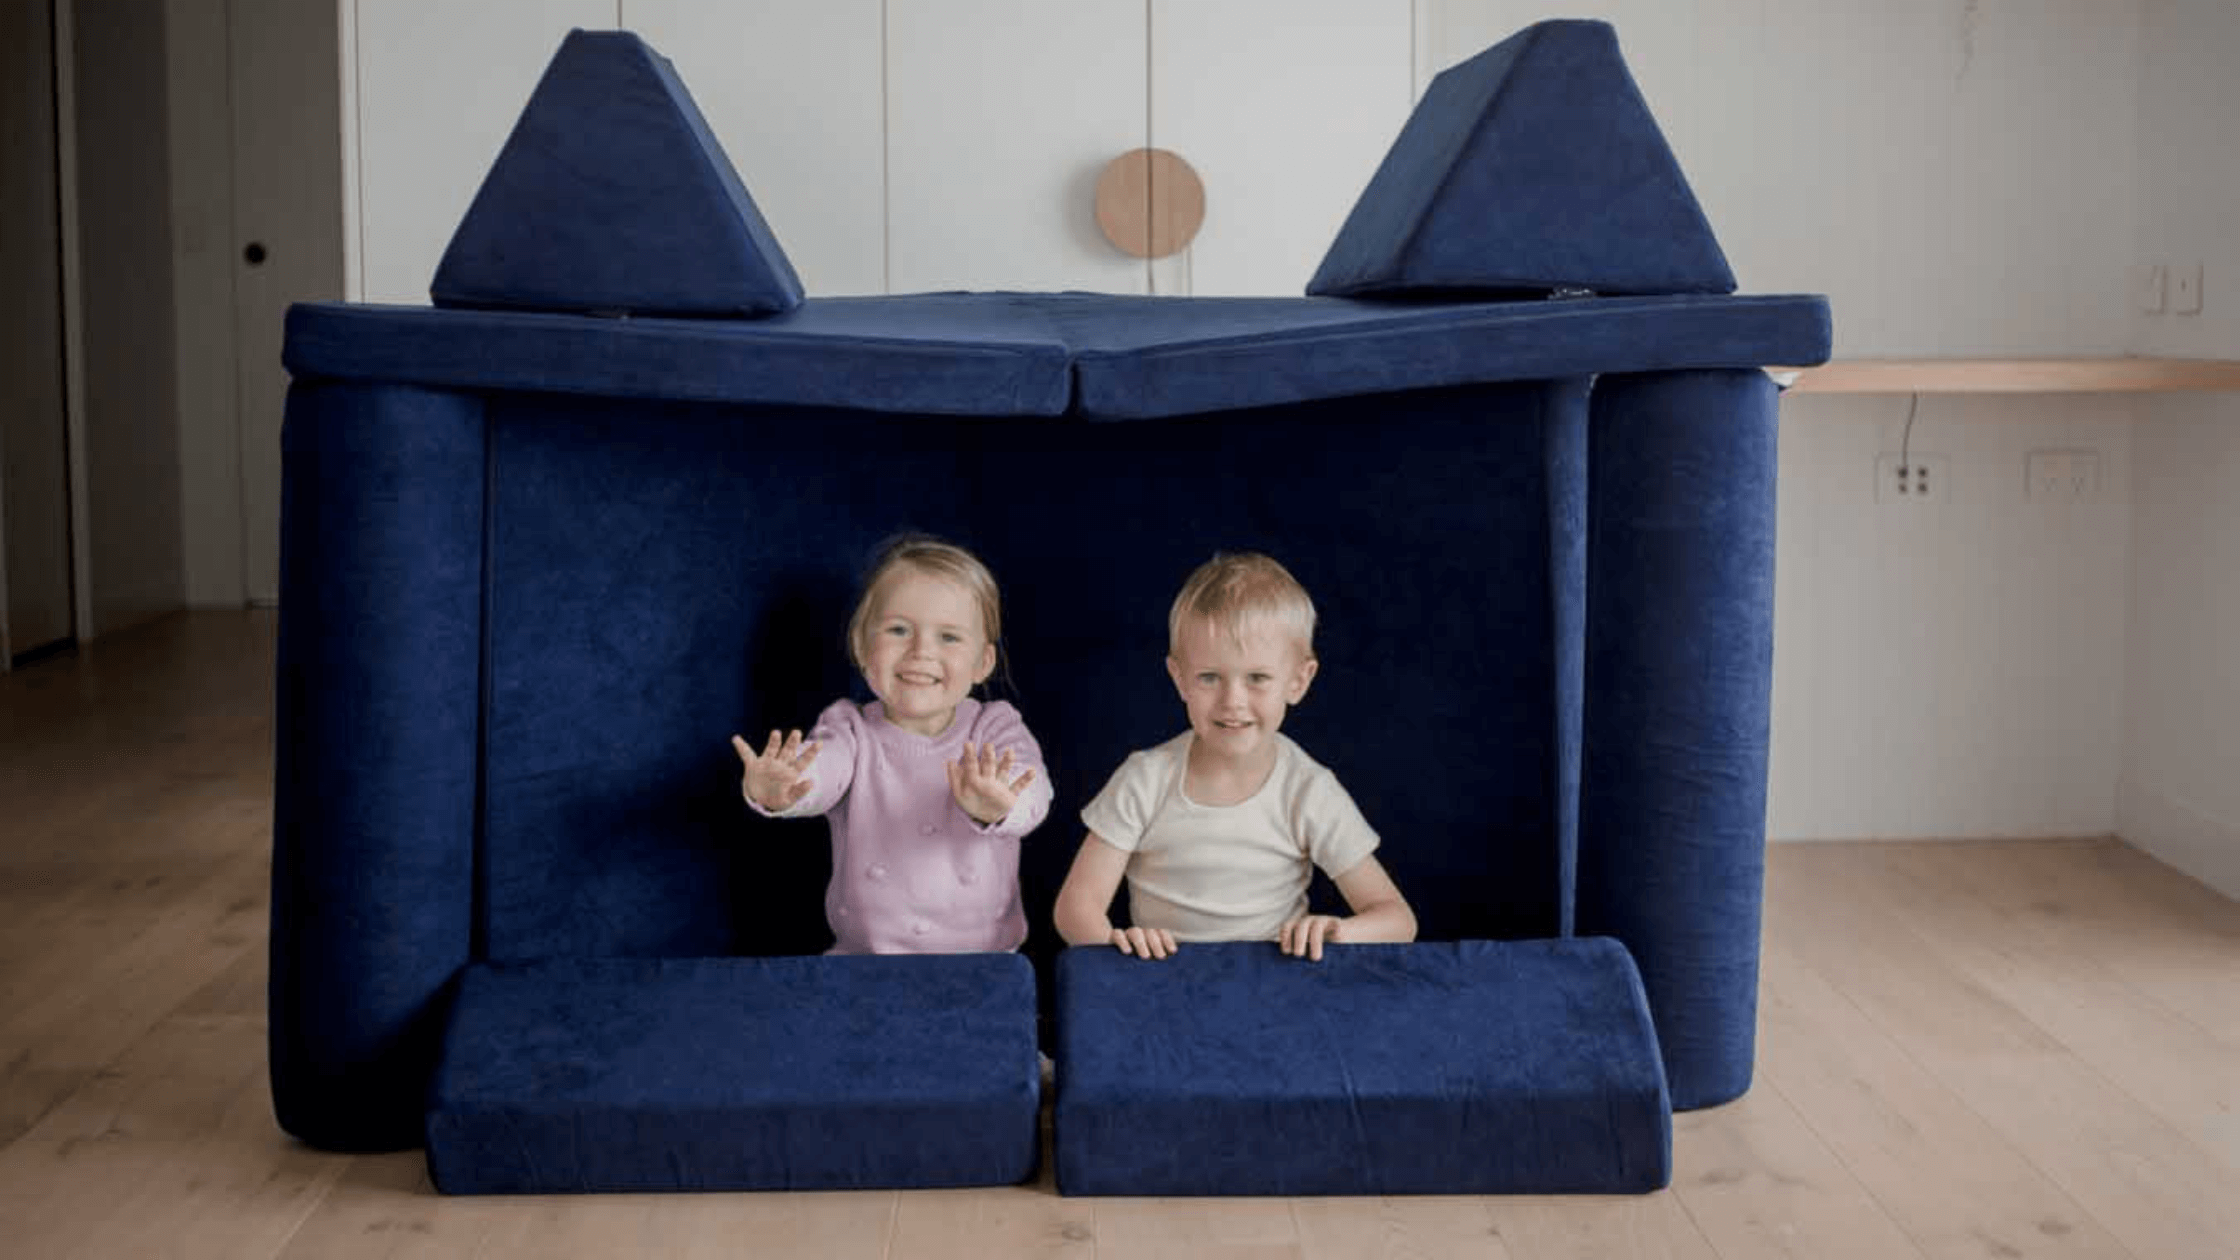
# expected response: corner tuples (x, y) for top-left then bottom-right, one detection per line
(1166, 614), (1317, 765)
(859, 570), (995, 737)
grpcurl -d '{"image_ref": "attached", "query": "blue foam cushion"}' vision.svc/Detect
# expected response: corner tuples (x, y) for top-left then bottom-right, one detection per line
(424, 955), (1041, 1193)
(431, 30), (803, 317)
(1310, 20), (1734, 298)
(1053, 939), (1671, 1196)
(284, 291), (1829, 420)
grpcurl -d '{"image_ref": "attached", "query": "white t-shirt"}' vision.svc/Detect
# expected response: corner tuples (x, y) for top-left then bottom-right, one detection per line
(1080, 732), (1380, 943)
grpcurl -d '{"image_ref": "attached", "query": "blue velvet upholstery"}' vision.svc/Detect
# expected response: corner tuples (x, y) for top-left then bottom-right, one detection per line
(1578, 370), (1780, 1109)
(1310, 20), (1734, 299)
(424, 955), (1040, 1192)
(284, 291), (1829, 420)
(1053, 940), (1671, 1196)
(269, 14), (1832, 1195)
(430, 30), (803, 317)
(270, 383), (483, 1152)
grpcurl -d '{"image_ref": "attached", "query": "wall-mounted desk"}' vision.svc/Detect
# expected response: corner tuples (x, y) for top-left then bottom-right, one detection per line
(1774, 358), (2240, 394)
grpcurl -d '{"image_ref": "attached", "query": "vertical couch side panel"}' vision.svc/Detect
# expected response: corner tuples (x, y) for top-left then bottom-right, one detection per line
(1578, 368), (1777, 1110)
(270, 380), (484, 1150)
(1543, 377), (1591, 937)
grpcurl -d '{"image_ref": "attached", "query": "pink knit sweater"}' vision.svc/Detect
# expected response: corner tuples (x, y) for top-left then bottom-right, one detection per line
(753, 697), (1052, 954)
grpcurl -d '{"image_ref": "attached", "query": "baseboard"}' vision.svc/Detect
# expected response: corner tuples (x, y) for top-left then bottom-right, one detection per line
(2115, 775), (2240, 902)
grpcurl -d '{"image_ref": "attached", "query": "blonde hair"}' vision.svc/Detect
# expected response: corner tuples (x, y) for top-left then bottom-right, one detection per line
(846, 536), (1003, 672)
(1167, 552), (1316, 660)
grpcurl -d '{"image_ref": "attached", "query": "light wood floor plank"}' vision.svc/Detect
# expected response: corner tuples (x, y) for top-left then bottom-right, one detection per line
(1478, 1196), (1719, 1260)
(1757, 943), (2134, 1259)
(1853, 841), (2240, 1173)
(1091, 1196), (1302, 1260)
(1291, 1196), (1512, 1260)
(1768, 844), (2240, 1260)
(1664, 1082), (1934, 1260)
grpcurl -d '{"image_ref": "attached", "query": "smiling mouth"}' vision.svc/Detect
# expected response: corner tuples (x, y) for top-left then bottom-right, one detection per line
(1213, 719), (1254, 730)
(897, 671), (943, 686)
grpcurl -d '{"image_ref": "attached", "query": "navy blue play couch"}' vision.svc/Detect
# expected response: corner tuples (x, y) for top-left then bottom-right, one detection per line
(269, 21), (1829, 1196)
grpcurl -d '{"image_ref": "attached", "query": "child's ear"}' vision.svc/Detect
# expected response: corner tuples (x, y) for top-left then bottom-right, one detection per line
(1287, 657), (1319, 704)
(975, 642), (997, 685)
(1165, 655), (1185, 696)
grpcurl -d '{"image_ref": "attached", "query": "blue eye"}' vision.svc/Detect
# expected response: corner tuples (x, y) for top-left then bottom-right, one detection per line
(1249, 673), (1272, 685)
(940, 632), (962, 644)
(884, 624), (907, 636)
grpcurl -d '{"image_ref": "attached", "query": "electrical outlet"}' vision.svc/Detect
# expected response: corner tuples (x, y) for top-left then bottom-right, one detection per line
(1877, 453), (1950, 505)
(2134, 262), (2167, 313)
(2026, 449), (2101, 502)
(2172, 262), (2204, 315)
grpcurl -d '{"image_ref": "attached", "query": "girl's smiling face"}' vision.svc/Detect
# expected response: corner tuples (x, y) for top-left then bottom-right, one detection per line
(857, 569), (995, 737)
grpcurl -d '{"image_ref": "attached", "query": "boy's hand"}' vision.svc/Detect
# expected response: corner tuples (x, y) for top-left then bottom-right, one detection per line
(946, 742), (1037, 827)
(1111, 925), (1177, 960)
(1280, 914), (1346, 961)
(734, 730), (819, 813)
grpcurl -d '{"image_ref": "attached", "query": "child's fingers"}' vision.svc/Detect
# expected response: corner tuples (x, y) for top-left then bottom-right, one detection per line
(783, 778), (813, 807)
(1111, 928), (1135, 956)
(732, 735), (752, 763)
(1006, 767), (1037, 794)
(793, 740), (820, 769)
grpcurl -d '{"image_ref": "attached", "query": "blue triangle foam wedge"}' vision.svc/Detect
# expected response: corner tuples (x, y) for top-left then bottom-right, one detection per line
(1310, 20), (1734, 299)
(431, 29), (804, 317)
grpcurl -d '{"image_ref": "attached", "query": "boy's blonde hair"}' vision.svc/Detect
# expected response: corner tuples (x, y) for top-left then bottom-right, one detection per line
(1167, 552), (1317, 660)
(846, 536), (1003, 671)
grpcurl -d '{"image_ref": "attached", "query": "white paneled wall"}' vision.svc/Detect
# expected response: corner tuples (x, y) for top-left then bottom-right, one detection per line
(1769, 392), (2133, 841)
(1426, 0), (2141, 356)
(353, 0), (615, 303)
(625, 0), (886, 295)
(2121, 0), (2240, 897)
(345, 1), (1419, 301)
(885, 0), (1149, 294)
(1149, 0), (1413, 297)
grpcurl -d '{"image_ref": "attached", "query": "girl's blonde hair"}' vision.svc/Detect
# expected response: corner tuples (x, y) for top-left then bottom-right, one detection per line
(1167, 552), (1316, 660)
(846, 536), (1004, 672)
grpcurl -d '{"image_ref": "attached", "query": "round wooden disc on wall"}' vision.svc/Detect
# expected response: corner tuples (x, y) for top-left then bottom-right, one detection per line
(1095, 148), (1205, 259)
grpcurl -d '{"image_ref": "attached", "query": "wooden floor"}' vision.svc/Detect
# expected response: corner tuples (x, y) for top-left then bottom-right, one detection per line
(3, 611), (2237, 1258)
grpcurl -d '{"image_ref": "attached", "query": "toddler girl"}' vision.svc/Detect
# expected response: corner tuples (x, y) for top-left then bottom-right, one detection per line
(735, 536), (1051, 954)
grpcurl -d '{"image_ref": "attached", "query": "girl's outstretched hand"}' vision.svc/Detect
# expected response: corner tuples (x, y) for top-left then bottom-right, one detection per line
(946, 741), (1037, 827)
(734, 730), (819, 813)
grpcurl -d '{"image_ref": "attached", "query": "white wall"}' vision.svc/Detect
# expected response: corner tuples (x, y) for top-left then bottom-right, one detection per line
(346, 1), (1418, 302)
(73, 0), (187, 637)
(166, 0), (243, 610)
(1427, 2), (2150, 844)
(2120, 0), (2240, 899)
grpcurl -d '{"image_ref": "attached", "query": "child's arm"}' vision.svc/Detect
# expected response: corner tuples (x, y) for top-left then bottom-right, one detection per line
(1054, 833), (1177, 959)
(1280, 854), (1417, 961)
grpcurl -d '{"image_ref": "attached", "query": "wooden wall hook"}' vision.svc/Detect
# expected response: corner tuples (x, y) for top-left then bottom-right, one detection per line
(1094, 148), (1205, 260)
